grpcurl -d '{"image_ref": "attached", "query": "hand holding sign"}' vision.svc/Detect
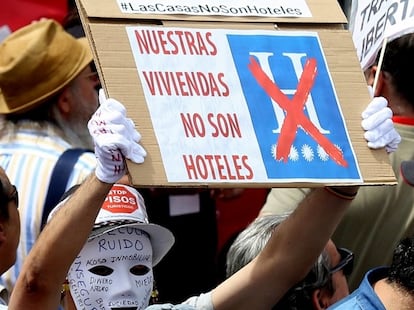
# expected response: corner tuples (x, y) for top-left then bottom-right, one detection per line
(88, 89), (147, 183)
(361, 96), (401, 153)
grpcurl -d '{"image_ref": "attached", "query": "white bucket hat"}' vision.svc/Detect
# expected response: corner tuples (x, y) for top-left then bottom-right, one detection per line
(49, 184), (175, 266)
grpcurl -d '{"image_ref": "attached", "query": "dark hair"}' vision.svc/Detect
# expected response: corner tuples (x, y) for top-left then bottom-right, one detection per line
(62, 3), (99, 87)
(63, 3), (85, 39)
(272, 252), (333, 310)
(387, 237), (414, 292)
(379, 33), (414, 105)
(0, 180), (10, 220)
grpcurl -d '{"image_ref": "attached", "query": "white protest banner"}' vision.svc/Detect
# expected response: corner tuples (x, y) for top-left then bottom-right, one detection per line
(117, 0), (312, 18)
(125, 26), (362, 184)
(383, 15), (414, 41)
(351, 0), (414, 70)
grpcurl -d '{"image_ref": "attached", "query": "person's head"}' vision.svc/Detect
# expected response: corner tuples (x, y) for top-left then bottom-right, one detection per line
(323, 240), (351, 304)
(0, 19), (100, 149)
(226, 215), (352, 310)
(52, 184), (174, 309)
(63, 4), (86, 39)
(365, 33), (414, 117)
(0, 167), (20, 275)
(386, 236), (414, 294)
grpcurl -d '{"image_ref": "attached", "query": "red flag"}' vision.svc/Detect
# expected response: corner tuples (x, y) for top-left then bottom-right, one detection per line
(0, 0), (68, 32)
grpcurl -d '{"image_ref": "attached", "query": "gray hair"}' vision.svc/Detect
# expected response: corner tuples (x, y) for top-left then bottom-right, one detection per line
(226, 214), (289, 277)
(226, 214), (333, 310)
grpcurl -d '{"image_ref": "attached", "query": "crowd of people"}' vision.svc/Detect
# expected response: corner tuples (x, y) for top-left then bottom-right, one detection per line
(0, 1), (414, 310)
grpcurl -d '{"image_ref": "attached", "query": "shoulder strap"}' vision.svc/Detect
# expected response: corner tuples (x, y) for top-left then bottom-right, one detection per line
(41, 148), (92, 228)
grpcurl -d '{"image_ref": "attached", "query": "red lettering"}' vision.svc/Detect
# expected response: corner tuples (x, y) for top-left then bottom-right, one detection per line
(195, 155), (208, 179)
(204, 155), (217, 179)
(205, 32), (217, 55)
(181, 113), (205, 137)
(218, 73), (229, 96)
(242, 155), (254, 180)
(134, 29), (218, 56)
(214, 155), (227, 180)
(111, 153), (122, 162)
(221, 155), (237, 180)
(182, 154), (253, 180)
(157, 30), (170, 55)
(141, 71), (229, 97)
(167, 31), (179, 54)
(208, 113), (241, 138)
(176, 72), (188, 96)
(113, 165), (123, 174)
(185, 31), (197, 55)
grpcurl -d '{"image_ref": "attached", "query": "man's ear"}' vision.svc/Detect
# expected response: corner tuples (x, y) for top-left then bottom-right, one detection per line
(311, 288), (331, 310)
(56, 87), (72, 114)
(367, 65), (385, 97)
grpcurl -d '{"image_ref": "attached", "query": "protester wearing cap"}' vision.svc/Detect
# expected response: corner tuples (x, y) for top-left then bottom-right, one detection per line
(0, 19), (99, 292)
(86, 184), (173, 265)
(52, 184), (174, 309)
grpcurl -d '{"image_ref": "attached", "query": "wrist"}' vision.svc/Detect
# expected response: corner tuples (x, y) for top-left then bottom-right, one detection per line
(324, 186), (359, 200)
(95, 167), (124, 184)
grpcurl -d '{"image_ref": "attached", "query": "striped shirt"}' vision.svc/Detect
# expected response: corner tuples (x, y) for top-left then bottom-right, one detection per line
(0, 284), (7, 305)
(0, 121), (96, 291)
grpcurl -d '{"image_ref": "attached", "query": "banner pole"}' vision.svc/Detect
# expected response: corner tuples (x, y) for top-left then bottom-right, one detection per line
(372, 37), (388, 94)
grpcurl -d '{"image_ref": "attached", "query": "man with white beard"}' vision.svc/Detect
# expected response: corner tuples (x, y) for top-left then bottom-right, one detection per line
(0, 19), (100, 294)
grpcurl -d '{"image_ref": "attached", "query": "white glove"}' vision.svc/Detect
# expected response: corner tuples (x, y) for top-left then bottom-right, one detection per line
(88, 89), (147, 183)
(361, 95), (401, 153)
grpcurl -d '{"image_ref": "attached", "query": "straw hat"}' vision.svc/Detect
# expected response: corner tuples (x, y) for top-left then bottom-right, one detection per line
(0, 19), (93, 114)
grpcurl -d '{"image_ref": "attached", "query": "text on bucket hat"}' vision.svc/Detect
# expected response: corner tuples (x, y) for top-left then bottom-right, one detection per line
(0, 19), (93, 114)
(91, 184), (175, 266)
(49, 184), (175, 267)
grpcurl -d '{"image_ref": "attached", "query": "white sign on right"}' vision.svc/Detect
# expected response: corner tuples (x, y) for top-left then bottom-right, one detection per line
(351, 0), (414, 70)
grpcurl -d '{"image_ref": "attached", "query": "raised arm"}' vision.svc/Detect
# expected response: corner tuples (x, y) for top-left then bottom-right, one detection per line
(212, 94), (401, 310)
(211, 186), (358, 310)
(8, 90), (146, 310)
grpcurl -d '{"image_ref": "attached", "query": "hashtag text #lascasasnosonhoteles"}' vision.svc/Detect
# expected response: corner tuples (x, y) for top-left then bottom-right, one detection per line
(119, 2), (304, 17)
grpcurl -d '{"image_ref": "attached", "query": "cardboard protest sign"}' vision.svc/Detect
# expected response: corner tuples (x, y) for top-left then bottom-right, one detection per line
(127, 27), (361, 183)
(350, 0), (414, 70)
(76, 0), (347, 24)
(76, 0), (396, 187)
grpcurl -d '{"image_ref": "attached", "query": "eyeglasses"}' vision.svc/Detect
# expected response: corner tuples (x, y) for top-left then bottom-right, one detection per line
(6, 185), (18, 209)
(329, 247), (354, 276)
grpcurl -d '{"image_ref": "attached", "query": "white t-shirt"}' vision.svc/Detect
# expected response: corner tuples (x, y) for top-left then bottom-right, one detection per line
(146, 292), (213, 310)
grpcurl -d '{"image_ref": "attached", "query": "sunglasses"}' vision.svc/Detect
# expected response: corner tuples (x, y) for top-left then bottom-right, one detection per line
(8, 185), (19, 208)
(330, 247), (354, 276)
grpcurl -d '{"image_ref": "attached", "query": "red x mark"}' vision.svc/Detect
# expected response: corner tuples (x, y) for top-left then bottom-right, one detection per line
(248, 56), (348, 167)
